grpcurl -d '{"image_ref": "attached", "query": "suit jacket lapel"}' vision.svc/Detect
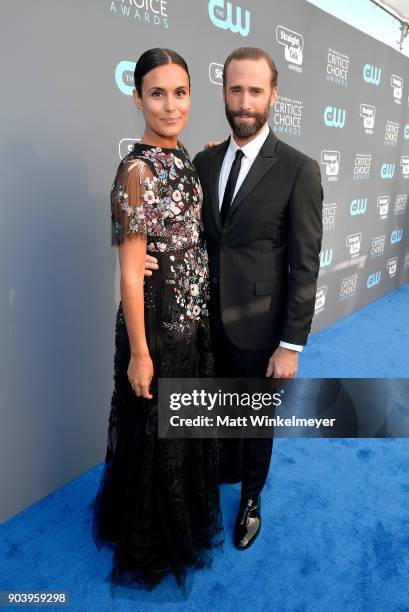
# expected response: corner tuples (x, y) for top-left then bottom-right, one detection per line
(208, 138), (230, 233)
(229, 129), (279, 216)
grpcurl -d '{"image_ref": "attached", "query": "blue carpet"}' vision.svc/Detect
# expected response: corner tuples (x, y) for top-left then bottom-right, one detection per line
(1, 283), (409, 611)
(299, 282), (409, 378)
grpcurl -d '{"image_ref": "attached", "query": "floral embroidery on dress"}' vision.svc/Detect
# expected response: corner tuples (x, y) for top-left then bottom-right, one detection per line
(110, 142), (209, 336)
(164, 247), (210, 333)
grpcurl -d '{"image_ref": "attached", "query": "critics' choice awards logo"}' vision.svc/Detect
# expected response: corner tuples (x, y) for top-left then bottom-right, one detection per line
(350, 198), (367, 216)
(109, 0), (169, 28)
(391, 75), (404, 104)
(315, 286), (327, 314)
(320, 249), (333, 267)
(363, 63), (381, 85)
(276, 26), (304, 73)
(401, 156), (409, 178)
(320, 151), (340, 182)
(370, 235), (386, 259)
(324, 106), (346, 128)
(404, 253), (409, 270)
(404, 124), (409, 139)
(353, 154), (372, 180)
(380, 162), (395, 179)
(119, 138), (140, 159)
(115, 60), (136, 95)
(377, 196), (389, 219)
(390, 228), (404, 244)
(384, 120), (399, 146)
(209, 63), (223, 85)
(326, 48), (349, 86)
(387, 257), (398, 277)
(360, 104), (375, 134)
(339, 273), (358, 301)
(346, 233), (362, 258)
(208, 0), (250, 36)
(394, 194), (407, 216)
(272, 96), (303, 136)
(323, 201), (337, 231)
(367, 271), (381, 288)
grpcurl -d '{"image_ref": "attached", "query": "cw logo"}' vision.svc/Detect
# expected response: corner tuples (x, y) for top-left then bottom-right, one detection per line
(367, 271), (381, 288)
(363, 64), (381, 85)
(115, 60), (135, 96)
(350, 198), (367, 215)
(324, 106), (346, 128)
(381, 163), (395, 179)
(208, 0), (250, 36)
(391, 228), (403, 244)
(320, 249), (333, 267)
(404, 124), (409, 140)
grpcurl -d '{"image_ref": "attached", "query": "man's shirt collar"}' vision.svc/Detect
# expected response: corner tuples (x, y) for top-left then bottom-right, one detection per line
(227, 122), (270, 162)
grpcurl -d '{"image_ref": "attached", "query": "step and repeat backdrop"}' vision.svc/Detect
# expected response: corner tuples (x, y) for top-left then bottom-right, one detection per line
(108, 0), (409, 332)
(1, 0), (409, 521)
(3, 0), (409, 338)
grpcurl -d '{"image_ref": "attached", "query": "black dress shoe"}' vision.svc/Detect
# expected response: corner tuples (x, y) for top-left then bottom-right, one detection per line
(233, 496), (261, 550)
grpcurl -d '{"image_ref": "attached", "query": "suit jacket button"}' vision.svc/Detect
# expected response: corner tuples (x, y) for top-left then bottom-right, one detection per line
(212, 277), (218, 284)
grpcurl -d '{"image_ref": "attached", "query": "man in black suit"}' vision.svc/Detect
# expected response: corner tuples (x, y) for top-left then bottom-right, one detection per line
(146, 47), (323, 550)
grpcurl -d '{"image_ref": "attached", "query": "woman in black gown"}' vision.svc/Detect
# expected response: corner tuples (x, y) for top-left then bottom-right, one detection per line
(91, 48), (224, 597)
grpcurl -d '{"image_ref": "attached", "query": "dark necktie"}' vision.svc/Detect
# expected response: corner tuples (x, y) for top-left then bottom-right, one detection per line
(220, 149), (244, 226)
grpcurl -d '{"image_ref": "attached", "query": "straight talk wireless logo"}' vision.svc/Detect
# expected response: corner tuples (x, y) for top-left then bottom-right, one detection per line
(391, 74), (403, 104)
(315, 286), (327, 313)
(387, 257), (398, 278)
(360, 104), (375, 134)
(320, 151), (340, 182)
(377, 196), (389, 220)
(276, 25), (304, 73)
(109, 0), (169, 28)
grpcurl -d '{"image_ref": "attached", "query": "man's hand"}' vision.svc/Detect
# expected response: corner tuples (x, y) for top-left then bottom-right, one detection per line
(144, 254), (158, 277)
(266, 347), (298, 378)
(204, 140), (222, 150)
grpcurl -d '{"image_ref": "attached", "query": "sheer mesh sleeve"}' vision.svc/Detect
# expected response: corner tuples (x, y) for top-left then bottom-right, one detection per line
(110, 158), (157, 246)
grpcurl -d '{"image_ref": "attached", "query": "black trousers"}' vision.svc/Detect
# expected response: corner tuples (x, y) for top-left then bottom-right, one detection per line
(209, 290), (275, 501)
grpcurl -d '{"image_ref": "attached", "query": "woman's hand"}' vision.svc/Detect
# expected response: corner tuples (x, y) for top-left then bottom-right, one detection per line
(144, 254), (159, 277)
(204, 140), (222, 150)
(127, 353), (154, 399)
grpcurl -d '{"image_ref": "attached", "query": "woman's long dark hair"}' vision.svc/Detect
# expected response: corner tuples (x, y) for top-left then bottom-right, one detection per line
(134, 48), (190, 96)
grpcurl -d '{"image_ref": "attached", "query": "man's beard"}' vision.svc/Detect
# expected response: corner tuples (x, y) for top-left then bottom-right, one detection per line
(225, 102), (270, 138)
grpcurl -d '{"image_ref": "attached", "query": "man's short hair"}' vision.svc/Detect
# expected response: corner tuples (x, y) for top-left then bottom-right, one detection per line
(223, 47), (278, 90)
